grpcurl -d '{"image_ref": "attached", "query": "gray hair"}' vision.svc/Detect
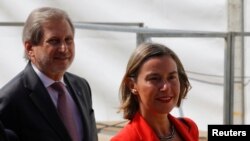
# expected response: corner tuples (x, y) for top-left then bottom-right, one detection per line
(22, 7), (75, 59)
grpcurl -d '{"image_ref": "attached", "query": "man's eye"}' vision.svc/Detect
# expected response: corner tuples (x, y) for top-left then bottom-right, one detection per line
(65, 38), (73, 44)
(48, 39), (60, 45)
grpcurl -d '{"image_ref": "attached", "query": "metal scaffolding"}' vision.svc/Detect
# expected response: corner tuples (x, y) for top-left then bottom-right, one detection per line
(0, 20), (248, 124)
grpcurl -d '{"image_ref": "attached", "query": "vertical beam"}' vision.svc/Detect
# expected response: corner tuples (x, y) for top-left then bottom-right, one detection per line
(228, 0), (245, 124)
(136, 33), (146, 46)
(224, 33), (234, 124)
(136, 33), (152, 46)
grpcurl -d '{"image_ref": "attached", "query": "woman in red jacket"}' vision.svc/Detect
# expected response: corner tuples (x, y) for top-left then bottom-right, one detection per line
(111, 42), (199, 141)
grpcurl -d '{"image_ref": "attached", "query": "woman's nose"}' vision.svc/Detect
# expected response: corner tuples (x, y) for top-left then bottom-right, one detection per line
(160, 79), (169, 91)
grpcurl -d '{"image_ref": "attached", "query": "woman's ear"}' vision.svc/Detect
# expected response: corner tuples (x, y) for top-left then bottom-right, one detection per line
(126, 77), (138, 95)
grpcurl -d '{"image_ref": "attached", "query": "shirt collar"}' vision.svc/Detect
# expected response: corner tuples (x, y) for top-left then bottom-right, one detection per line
(31, 63), (64, 88)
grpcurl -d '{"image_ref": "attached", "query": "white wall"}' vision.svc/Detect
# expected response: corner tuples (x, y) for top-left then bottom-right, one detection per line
(1, 0), (249, 132)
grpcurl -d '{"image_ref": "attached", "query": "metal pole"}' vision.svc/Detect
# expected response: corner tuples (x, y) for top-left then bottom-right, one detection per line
(228, 0), (245, 124)
(224, 33), (234, 124)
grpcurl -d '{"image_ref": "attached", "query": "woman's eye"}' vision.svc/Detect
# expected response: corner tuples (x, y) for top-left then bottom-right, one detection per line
(149, 77), (161, 82)
(168, 75), (178, 82)
(169, 76), (175, 80)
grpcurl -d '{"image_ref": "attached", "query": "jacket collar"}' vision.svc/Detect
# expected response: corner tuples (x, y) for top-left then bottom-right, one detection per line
(22, 62), (72, 140)
(131, 112), (196, 141)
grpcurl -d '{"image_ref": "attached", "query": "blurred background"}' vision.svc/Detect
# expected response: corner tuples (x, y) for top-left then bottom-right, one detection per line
(0, 0), (249, 140)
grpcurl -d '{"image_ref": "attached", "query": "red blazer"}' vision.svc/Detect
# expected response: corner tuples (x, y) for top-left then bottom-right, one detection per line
(111, 112), (199, 141)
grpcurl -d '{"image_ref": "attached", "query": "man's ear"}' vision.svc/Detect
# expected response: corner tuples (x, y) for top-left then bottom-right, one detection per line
(24, 41), (34, 59)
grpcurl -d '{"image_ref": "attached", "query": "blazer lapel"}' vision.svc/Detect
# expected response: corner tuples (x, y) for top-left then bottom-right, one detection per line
(64, 74), (91, 140)
(132, 112), (160, 141)
(22, 62), (71, 140)
(168, 114), (194, 141)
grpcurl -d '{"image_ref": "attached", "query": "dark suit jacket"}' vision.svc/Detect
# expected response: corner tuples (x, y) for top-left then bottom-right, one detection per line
(0, 120), (19, 141)
(0, 120), (8, 141)
(0, 62), (98, 141)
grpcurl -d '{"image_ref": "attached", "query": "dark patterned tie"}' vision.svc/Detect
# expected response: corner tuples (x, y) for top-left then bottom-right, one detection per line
(51, 82), (80, 141)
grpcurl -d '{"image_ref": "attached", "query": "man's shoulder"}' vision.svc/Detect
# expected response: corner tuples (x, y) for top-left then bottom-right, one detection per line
(64, 72), (90, 89)
(0, 71), (24, 92)
(65, 72), (85, 81)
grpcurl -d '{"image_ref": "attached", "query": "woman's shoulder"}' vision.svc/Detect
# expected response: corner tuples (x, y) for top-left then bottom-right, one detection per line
(177, 116), (199, 140)
(178, 117), (198, 131)
(110, 122), (134, 141)
(110, 112), (158, 141)
(169, 114), (199, 140)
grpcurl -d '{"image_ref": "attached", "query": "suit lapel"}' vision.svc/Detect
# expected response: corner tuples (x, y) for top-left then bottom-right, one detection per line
(23, 62), (71, 140)
(64, 74), (91, 140)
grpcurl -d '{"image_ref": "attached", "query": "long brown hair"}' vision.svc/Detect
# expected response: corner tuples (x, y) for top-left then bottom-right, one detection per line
(119, 42), (191, 120)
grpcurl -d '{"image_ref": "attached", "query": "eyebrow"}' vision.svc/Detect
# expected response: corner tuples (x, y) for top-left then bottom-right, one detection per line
(147, 70), (178, 76)
(169, 71), (178, 75)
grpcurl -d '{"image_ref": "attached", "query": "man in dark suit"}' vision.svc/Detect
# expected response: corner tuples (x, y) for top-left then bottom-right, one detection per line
(0, 7), (98, 141)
